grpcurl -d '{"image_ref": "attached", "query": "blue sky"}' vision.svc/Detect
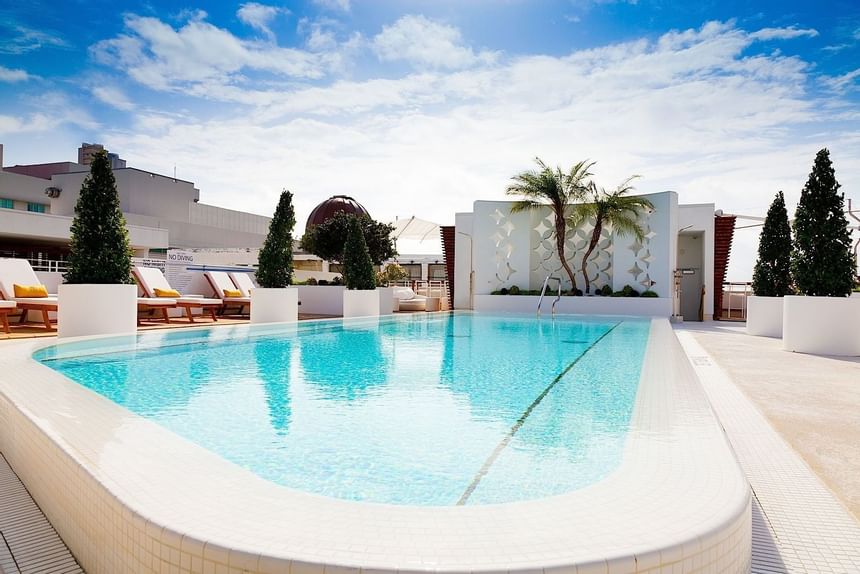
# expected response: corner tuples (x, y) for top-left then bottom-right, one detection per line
(1, 0), (859, 278)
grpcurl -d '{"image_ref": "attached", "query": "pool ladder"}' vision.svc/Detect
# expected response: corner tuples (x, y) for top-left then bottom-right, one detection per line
(537, 275), (562, 316)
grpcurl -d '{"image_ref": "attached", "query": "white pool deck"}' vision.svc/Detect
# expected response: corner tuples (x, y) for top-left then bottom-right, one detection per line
(0, 316), (751, 574)
(675, 322), (860, 573)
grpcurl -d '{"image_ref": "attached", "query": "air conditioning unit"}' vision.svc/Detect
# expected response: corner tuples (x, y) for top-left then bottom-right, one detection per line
(44, 187), (62, 198)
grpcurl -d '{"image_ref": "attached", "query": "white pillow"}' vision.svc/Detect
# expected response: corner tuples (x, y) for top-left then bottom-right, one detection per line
(392, 287), (416, 300)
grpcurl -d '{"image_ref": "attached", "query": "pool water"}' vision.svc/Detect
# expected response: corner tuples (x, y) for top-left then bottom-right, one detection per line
(35, 313), (651, 506)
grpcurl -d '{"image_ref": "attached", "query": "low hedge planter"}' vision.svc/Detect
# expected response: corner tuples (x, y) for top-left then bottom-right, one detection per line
(343, 289), (380, 318)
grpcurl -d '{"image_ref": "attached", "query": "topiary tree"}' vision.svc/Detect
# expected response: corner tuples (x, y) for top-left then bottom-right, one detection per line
(300, 212), (396, 264)
(65, 150), (133, 284)
(752, 191), (793, 297)
(257, 189), (296, 288)
(342, 216), (376, 290)
(791, 149), (855, 297)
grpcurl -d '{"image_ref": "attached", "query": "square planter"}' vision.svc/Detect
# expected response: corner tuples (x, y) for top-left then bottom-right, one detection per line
(251, 288), (298, 324)
(783, 295), (860, 356)
(746, 296), (784, 338)
(377, 287), (395, 315)
(343, 289), (380, 318)
(58, 284), (137, 338)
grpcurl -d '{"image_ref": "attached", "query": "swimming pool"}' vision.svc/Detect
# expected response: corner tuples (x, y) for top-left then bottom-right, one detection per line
(0, 314), (751, 574)
(35, 314), (650, 506)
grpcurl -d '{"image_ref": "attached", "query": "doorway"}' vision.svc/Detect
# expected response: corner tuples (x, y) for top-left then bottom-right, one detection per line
(677, 233), (704, 321)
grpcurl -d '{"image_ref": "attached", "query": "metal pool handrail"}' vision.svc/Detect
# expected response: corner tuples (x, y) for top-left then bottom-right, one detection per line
(537, 275), (562, 316)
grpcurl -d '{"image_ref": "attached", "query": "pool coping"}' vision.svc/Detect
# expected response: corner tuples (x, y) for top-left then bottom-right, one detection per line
(0, 314), (751, 574)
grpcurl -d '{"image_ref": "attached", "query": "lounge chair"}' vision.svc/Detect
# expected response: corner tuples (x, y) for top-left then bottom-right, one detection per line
(228, 272), (256, 297)
(393, 286), (427, 312)
(204, 271), (250, 316)
(0, 300), (16, 334)
(133, 266), (222, 323)
(0, 258), (59, 329)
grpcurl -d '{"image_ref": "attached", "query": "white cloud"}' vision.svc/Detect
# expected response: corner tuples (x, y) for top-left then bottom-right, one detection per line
(313, 0), (350, 12)
(373, 15), (498, 70)
(0, 22), (69, 54)
(822, 68), (860, 93)
(91, 14), (327, 92)
(237, 3), (286, 41)
(91, 85), (136, 111)
(750, 26), (818, 41)
(0, 66), (31, 82)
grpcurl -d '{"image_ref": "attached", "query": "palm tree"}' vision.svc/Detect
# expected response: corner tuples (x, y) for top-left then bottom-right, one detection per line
(506, 157), (594, 293)
(571, 177), (653, 294)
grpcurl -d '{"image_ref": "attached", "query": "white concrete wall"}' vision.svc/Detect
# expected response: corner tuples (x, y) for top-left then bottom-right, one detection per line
(0, 170), (52, 206)
(453, 212), (474, 309)
(678, 203), (715, 318)
(474, 294), (672, 316)
(0, 209), (168, 249)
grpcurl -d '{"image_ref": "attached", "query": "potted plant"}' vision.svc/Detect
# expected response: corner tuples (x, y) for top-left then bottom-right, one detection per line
(747, 191), (793, 337)
(342, 216), (380, 318)
(783, 149), (860, 355)
(251, 190), (299, 324)
(58, 150), (138, 338)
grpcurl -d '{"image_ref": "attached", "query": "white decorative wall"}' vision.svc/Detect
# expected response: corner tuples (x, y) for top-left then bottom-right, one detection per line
(468, 192), (678, 298)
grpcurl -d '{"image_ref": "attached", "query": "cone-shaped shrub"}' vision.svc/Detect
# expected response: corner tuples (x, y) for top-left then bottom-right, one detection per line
(752, 191), (793, 297)
(791, 149), (855, 297)
(342, 216), (376, 290)
(257, 190), (296, 288)
(65, 150), (133, 284)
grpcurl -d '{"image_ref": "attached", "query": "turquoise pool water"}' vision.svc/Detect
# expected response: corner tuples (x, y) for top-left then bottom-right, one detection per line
(35, 313), (651, 506)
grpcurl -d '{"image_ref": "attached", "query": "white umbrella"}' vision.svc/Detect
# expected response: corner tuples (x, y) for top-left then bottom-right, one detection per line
(390, 216), (440, 242)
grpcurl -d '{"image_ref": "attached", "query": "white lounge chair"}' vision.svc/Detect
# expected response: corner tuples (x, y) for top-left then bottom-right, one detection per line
(228, 272), (256, 297)
(133, 266), (222, 323)
(393, 286), (427, 312)
(205, 271), (250, 315)
(0, 258), (59, 329)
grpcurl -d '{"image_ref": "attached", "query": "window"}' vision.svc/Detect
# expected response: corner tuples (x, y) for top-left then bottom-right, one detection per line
(0, 198), (12, 209)
(27, 203), (46, 213)
(329, 263), (343, 274)
(401, 264), (422, 280)
(428, 264), (447, 280)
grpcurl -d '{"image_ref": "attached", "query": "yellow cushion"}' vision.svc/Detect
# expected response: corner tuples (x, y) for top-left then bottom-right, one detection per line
(13, 284), (48, 298)
(223, 289), (243, 298)
(153, 288), (181, 298)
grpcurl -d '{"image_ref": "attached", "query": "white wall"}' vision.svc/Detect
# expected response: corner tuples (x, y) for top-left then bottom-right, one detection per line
(0, 170), (53, 205)
(678, 203), (715, 318)
(453, 212), (474, 309)
(0, 209), (168, 249)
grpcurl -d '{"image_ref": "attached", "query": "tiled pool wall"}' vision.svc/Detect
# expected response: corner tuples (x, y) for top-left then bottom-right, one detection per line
(0, 318), (752, 574)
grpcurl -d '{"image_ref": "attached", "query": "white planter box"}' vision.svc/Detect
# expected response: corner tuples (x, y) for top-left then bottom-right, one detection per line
(295, 285), (345, 315)
(746, 296), (784, 338)
(783, 295), (860, 356)
(473, 294), (672, 317)
(377, 287), (395, 315)
(251, 288), (298, 324)
(58, 284), (137, 339)
(343, 289), (380, 318)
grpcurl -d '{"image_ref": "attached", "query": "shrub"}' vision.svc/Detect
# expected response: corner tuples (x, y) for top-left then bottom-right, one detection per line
(791, 149), (856, 297)
(306, 277), (318, 286)
(342, 218), (376, 290)
(598, 284), (613, 297)
(257, 190), (296, 288)
(332, 275), (343, 285)
(318, 279), (329, 285)
(641, 290), (659, 298)
(752, 191), (793, 297)
(376, 263), (410, 285)
(65, 150), (133, 284)
(612, 284), (640, 297)
(499, 287), (509, 295)
(509, 285), (521, 295)
(300, 212), (396, 264)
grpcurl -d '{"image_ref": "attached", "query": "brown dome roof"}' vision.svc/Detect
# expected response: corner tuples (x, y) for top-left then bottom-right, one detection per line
(306, 195), (370, 228)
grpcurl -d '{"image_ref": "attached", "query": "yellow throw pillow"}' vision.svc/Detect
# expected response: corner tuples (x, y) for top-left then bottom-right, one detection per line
(153, 288), (181, 298)
(13, 284), (49, 298)
(223, 289), (243, 297)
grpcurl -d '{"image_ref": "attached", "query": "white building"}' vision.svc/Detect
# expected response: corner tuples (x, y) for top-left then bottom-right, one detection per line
(0, 143), (271, 268)
(453, 191), (733, 321)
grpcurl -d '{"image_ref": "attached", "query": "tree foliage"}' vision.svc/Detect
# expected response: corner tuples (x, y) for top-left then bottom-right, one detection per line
(300, 212), (396, 265)
(65, 150), (133, 284)
(342, 216), (376, 290)
(752, 191), (793, 297)
(506, 157), (593, 293)
(791, 149), (855, 297)
(257, 189), (296, 288)
(570, 177), (652, 294)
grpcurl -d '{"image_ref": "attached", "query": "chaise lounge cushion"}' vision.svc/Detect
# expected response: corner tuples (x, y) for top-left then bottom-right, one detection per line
(13, 284), (49, 298)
